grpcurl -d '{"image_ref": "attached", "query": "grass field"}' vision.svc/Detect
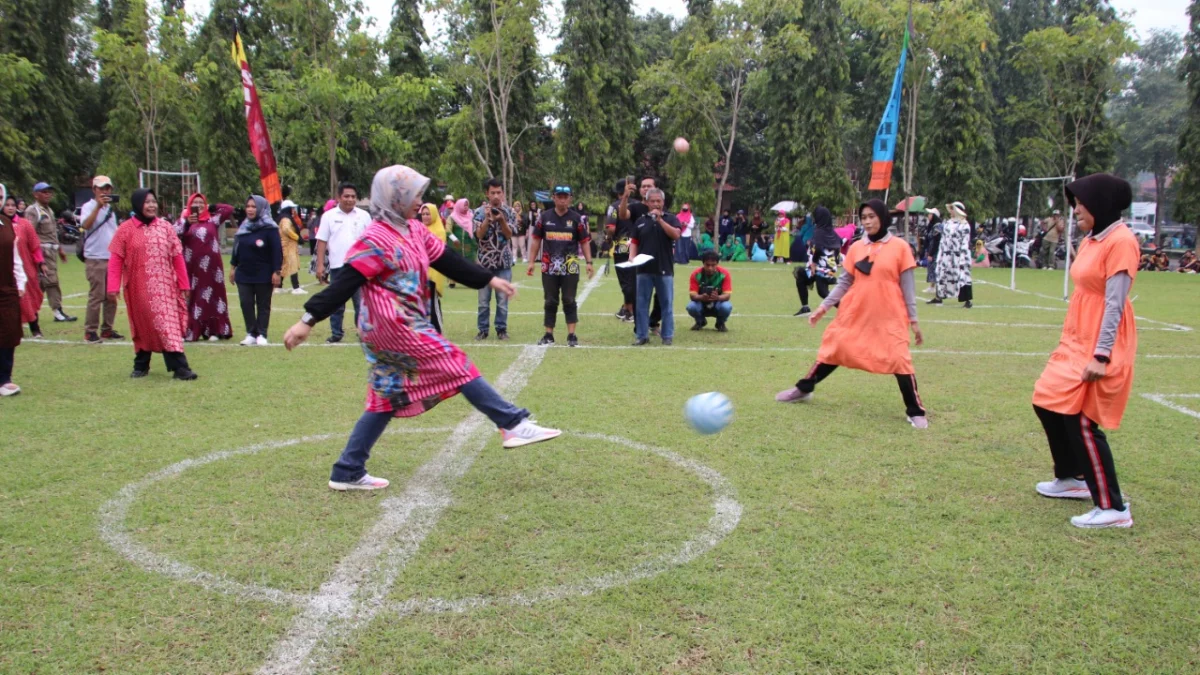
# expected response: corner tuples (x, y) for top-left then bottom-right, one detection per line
(3, 256), (1200, 673)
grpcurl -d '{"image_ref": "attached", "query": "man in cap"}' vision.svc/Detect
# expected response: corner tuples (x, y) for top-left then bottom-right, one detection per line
(527, 184), (593, 347)
(26, 182), (75, 323)
(78, 176), (122, 342)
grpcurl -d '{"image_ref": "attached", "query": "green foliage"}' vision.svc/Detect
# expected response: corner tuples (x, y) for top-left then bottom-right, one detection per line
(386, 0), (429, 77)
(1009, 14), (1134, 178)
(1176, 1), (1200, 223)
(0, 54), (44, 184)
(760, 0), (853, 212)
(553, 0), (638, 192)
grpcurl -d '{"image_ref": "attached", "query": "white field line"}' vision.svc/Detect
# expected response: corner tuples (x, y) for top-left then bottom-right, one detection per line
(975, 278), (1192, 332)
(23, 336), (1200, 360)
(256, 264), (607, 675)
(96, 427), (455, 608)
(1140, 393), (1200, 420)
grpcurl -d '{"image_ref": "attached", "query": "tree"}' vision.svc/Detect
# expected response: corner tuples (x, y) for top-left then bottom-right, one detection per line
(1176, 0), (1200, 224)
(386, 0), (429, 78)
(0, 55), (44, 185)
(920, 0), (999, 216)
(553, 0), (638, 192)
(1009, 14), (1134, 180)
(760, 0), (853, 212)
(1112, 31), (1185, 243)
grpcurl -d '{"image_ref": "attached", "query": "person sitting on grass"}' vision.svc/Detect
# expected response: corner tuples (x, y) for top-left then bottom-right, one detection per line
(687, 251), (733, 332)
(720, 235), (747, 261)
(1178, 249), (1199, 273)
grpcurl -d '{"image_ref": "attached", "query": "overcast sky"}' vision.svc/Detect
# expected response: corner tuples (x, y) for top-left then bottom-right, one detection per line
(185, 0), (1189, 54)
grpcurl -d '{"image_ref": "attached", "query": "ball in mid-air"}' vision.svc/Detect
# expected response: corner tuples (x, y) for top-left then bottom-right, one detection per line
(685, 392), (733, 435)
(674, 137), (690, 154)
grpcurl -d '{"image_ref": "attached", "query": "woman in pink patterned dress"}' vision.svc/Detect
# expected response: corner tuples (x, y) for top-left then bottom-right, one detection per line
(284, 165), (561, 491)
(178, 192), (233, 341)
(106, 189), (198, 380)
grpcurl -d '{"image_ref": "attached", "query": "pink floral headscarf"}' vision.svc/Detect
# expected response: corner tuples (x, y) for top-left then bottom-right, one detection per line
(369, 165), (430, 230)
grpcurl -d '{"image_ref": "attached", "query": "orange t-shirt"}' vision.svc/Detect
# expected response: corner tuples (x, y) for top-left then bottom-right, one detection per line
(816, 235), (916, 375)
(1032, 224), (1139, 429)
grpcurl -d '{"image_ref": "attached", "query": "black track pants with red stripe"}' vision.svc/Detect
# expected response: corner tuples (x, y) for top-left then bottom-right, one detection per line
(796, 362), (926, 418)
(1033, 405), (1125, 511)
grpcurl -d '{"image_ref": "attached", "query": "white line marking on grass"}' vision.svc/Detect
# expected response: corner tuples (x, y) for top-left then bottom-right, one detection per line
(96, 427), (456, 607)
(257, 264), (608, 674)
(975, 279), (1192, 332)
(1140, 393), (1200, 420)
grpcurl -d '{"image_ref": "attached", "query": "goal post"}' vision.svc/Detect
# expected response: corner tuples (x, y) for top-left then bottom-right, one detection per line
(1011, 175), (1074, 298)
(138, 167), (202, 222)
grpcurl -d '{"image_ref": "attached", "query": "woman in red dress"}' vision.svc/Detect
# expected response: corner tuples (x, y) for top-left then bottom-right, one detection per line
(178, 193), (233, 341)
(106, 189), (198, 380)
(2, 195), (43, 336)
(0, 183), (29, 396)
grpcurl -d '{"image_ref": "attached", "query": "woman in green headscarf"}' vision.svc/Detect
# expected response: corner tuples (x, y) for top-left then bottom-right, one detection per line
(720, 235), (748, 261)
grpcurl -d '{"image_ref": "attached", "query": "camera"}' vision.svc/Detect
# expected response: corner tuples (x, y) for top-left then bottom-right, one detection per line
(700, 285), (717, 297)
(491, 207), (501, 217)
(107, 194), (121, 205)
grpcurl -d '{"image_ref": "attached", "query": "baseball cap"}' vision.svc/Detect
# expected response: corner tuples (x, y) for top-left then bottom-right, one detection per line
(553, 185), (573, 195)
(444, 194), (454, 202)
(33, 181), (54, 192)
(92, 176), (113, 188)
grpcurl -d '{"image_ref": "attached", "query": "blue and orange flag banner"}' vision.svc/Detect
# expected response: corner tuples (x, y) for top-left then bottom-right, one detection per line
(868, 23), (910, 191)
(231, 32), (282, 203)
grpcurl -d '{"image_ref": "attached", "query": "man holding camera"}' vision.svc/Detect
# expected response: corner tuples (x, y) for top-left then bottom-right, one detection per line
(77, 176), (122, 343)
(687, 251), (733, 332)
(473, 178), (515, 340)
(26, 182), (76, 325)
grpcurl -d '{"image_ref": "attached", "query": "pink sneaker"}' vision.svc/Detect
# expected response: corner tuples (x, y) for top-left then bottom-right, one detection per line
(775, 387), (812, 403)
(328, 473), (390, 491)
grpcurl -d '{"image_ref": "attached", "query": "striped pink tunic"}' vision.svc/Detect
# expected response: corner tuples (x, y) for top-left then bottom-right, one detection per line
(346, 218), (480, 417)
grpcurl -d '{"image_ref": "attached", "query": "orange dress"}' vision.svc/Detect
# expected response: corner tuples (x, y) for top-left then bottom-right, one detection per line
(816, 235), (916, 375)
(1033, 224), (1139, 429)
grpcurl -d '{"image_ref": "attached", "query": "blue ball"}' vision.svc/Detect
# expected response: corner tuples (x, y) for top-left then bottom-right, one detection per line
(685, 392), (734, 435)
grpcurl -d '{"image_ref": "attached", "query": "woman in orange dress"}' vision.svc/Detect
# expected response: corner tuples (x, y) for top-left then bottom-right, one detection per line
(775, 199), (928, 428)
(1031, 174), (1138, 529)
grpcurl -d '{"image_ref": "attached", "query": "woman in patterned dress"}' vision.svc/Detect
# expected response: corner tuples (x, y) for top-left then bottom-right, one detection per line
(808, 207), (843, 300)
(106, 189), (198, 380)
(283, 165), (562, 492)
(930, 201), (973, 308)
(178, 193), (232, 342)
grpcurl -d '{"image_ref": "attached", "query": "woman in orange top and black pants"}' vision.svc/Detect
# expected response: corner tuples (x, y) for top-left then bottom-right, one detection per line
(775, 200), (928, 429)
(1032, 174), (1138, 529)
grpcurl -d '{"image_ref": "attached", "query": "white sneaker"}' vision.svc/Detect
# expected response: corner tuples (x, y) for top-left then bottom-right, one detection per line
(209, 335), (220, 342)
(328, 473), (390, 491)
(239, 335), (256, 346)
(0, 383), (20, 397)
(774, 387), (812, 403)
(256, 336), (269, 346)
(273, 288), (285, 294)
(501, 419), (562, 448)
(907, 415), (929, 429)
(291, 287), (309, 295)
(1036, 477), (1091, 500)
(1070, 504), (1132, 529)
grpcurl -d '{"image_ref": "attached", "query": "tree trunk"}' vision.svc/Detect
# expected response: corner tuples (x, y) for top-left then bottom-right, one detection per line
(1154, 170), (1165, 248)
(328, 120), (338, 197)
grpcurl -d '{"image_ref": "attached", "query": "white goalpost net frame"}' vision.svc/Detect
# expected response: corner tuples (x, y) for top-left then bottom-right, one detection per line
(1012, 174), (1074, 299)
(138, 168), (202, 221)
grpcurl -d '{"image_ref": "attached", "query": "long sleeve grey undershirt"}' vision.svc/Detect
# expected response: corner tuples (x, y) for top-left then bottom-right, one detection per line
(819, 268), (918, 322)
(1094, 271), (1131, 357)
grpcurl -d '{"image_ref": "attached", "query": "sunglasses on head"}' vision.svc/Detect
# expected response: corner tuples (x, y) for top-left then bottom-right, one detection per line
(554, 186), (572, 195)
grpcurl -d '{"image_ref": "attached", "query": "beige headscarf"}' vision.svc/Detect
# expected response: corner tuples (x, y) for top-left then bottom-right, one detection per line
(370, 165), (431, 230)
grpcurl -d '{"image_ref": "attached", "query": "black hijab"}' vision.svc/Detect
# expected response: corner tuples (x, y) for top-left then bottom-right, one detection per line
(131, 188), (155, 225)
(1065, 173), (1131, 236)
(810, 206), (842, 251)
(859, 200), (892, 242)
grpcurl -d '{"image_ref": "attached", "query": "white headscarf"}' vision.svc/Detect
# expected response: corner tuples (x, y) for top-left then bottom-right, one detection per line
(0, 183), (6, 205)
(370, 165), (430, 230)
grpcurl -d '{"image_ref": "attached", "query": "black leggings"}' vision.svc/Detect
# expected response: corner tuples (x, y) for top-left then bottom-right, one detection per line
(289, 273), (300, 290)
(796, 362), (926, 418)
(1034, 405), (1125, 510)
(542, 273), (580, 328)
(793, 267), (809, 306)
(237, 282), (273, 337)
(428, 281), (443, 334)
(0, 346), (13, 385)
(814, 277), (832, 299)
(134, 350), (190, 373)
(616, 263), (636, 305)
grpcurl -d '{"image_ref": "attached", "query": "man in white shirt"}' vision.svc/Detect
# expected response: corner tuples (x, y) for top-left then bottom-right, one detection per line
(315, 181), (371, 343)
(77, 176), (122, 343)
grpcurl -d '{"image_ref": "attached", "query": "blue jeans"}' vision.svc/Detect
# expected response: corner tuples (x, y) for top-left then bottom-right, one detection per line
(686, 300), (732, 322)
(477, 267), (511, 332)
(329, 266), (362, 339)
(330, 376), (530, 482)
(635, 274), (674, 340)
